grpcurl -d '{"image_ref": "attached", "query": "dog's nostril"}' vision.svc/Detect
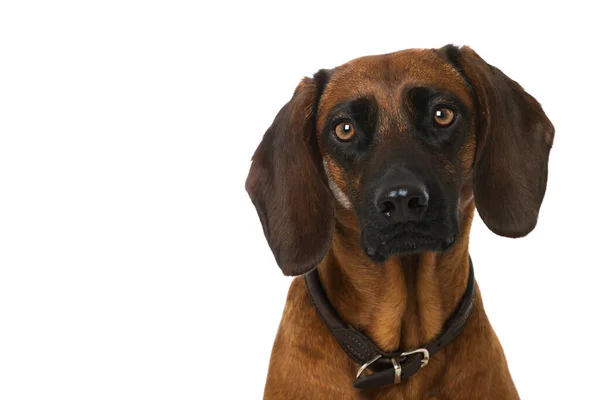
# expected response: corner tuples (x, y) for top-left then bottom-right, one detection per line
(408, 196), (426, 210)
(381, 200), (396, 215)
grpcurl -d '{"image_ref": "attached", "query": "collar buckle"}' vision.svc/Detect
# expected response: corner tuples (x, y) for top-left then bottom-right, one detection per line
(356, 354), (404, 384)
(355, 348), (429, 385)
(355, 354), (382, 379)
(400, 348), (430, 368)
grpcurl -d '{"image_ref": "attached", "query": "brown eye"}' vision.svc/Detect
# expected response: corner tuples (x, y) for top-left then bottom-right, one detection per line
(334, 122), (356, 141)
(433, 107), (455, 127)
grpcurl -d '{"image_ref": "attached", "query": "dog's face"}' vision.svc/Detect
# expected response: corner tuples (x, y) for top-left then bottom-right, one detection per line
(247, 46), (554, 276)
(317, 50), (475, 261)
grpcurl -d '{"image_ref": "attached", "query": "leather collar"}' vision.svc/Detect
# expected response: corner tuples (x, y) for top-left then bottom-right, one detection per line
(304, 256), (475, 390)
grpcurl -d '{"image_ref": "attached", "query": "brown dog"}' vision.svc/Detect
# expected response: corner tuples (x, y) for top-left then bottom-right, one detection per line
(246, 45), (554, 399)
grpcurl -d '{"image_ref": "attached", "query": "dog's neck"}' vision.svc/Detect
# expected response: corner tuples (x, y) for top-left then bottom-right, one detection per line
(317, 201), (475, 352)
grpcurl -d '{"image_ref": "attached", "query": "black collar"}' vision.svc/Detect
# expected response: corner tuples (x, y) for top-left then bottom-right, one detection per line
(304, 256), (475, 390)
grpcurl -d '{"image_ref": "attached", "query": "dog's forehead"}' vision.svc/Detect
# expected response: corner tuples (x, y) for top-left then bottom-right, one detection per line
(317, 49), (472, 127)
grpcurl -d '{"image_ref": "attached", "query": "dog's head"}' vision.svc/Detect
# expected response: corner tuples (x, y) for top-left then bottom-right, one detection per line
(246, 46), (554, 276)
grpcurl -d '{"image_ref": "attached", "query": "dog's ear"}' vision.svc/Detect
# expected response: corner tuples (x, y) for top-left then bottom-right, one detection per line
(245, 71), (335, 276)
(440, 45), (555, 237)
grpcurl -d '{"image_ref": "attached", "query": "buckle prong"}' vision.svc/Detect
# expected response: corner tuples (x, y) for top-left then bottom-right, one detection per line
(400, 348), (430, 368)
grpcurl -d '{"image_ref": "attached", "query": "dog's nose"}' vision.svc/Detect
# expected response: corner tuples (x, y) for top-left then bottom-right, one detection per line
(376, 183), (429, 223)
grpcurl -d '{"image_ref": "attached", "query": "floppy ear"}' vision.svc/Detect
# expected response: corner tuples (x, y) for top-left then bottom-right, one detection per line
(442, 45), (555, 237)
(245, 71), (335, 276)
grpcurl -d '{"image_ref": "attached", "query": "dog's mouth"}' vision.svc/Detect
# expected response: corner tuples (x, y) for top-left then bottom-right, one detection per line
(361, 229), (456, 262)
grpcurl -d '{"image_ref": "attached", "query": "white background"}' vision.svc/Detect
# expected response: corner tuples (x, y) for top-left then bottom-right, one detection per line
(1, 1), (598, 399)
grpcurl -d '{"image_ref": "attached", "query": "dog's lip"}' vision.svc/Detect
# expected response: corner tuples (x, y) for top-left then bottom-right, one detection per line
(443, 235), (456, 247)
(365, 231), (434, 250)
(382, 230), (438, 244)
(364, 231), (455, 256)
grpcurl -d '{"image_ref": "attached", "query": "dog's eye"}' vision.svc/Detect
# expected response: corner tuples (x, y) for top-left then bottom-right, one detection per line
(334, 122), (356, 142)
(433, 107), (455, 127)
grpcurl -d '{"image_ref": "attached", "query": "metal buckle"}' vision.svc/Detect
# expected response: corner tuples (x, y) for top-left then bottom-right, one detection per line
(355, 354), (382, 379)
(355, 348), (428, 384)
(355, 355), (403, 384)
(400, 348), (430, 368)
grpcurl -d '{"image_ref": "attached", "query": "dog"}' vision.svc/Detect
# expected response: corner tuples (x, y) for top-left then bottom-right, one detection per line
(246, 45), (554, 399)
